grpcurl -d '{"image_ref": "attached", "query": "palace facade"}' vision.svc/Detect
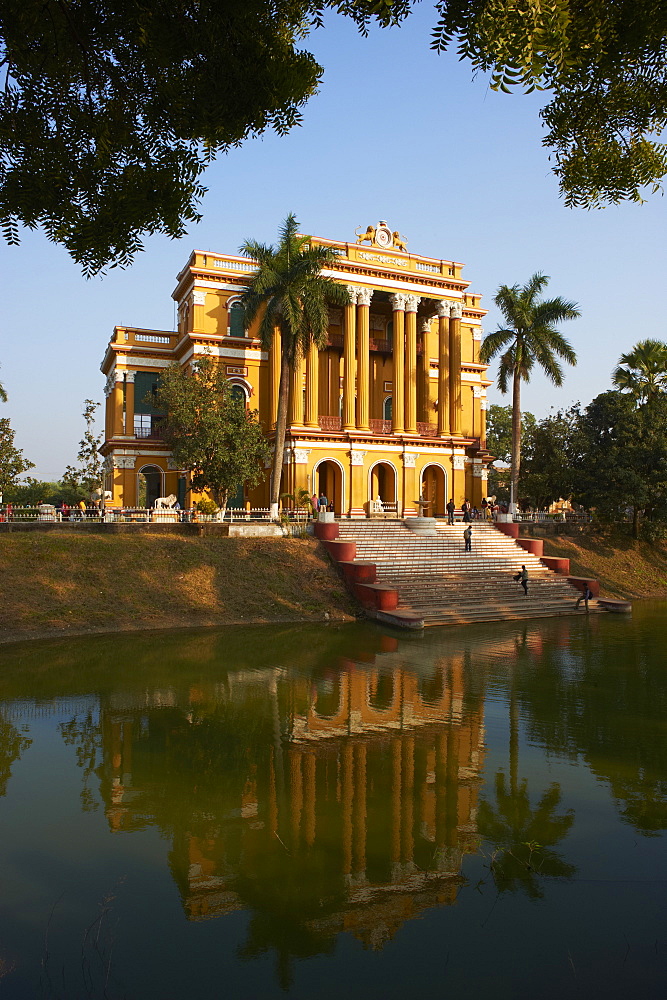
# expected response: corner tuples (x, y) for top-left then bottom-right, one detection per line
(100, 222), (491, 514)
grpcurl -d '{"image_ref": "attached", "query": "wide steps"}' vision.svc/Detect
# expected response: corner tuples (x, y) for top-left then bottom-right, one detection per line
(332, 518), (594, 628)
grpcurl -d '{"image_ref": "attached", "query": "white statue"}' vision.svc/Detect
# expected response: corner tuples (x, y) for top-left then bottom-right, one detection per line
(154, 494), (177, 509)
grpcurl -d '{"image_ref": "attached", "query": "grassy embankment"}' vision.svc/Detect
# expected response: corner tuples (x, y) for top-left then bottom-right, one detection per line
(0, 533), (357, 644)
(542, 529), (667, 599)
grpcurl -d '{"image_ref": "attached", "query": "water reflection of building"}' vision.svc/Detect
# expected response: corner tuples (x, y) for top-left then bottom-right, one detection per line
(97, 644), (485, 966)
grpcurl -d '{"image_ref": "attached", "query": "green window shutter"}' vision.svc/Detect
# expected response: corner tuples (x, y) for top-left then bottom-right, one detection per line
(229, 302), (245, 338)
(134, 372), (165, 415)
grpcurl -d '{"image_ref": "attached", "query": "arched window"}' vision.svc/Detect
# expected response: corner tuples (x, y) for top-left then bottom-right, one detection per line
(228, 301), (245, 338)
(383, 396), (392, 420)
(229, 383), (247, 405)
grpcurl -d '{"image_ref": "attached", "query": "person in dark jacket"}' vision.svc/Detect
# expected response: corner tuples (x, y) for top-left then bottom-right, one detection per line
(513, 565), (529, 595)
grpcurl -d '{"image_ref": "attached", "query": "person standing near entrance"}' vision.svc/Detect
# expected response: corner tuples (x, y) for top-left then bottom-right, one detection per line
(446, 498), (456, 525)
(463, 525), (472, 552)
(318, 493), (328, 515)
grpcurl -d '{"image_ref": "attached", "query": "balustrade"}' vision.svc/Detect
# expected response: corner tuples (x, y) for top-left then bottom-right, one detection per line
(318, 415), (342, 431)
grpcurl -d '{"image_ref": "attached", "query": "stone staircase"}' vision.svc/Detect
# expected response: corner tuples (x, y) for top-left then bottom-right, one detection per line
(332, 520), (602, 627)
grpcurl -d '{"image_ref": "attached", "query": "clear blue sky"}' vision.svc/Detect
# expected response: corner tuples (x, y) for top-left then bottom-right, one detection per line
(2, 7), (665, 480)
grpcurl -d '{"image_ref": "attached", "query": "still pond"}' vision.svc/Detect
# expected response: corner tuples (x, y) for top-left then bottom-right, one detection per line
(0, 606), (666, 999)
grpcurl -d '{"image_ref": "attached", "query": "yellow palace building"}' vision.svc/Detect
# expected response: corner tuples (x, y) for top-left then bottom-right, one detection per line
(100, 222), (491, 516)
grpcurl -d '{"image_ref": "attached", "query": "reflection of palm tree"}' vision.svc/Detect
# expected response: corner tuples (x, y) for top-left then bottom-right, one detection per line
(477, 660), (575, 898)
(477, 774), (575, 898)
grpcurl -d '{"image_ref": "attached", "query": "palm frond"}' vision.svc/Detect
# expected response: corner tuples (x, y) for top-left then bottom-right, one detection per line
(480, 328), (514, 362)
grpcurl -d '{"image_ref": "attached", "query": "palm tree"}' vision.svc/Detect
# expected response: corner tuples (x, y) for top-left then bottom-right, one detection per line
(240, 215), (349, 520)
(612, 339), (667, 403)
(480, 273), (579, 508)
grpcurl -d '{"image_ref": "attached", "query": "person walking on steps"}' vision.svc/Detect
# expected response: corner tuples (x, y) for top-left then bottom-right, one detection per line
(463, 525), (472, 552)
(446, 498), (456, 525)
(514, 565), (529, 595)
(576, 585), (593, 611)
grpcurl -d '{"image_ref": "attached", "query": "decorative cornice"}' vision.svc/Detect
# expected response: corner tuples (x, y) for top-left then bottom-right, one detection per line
(115, 355), (173, 369)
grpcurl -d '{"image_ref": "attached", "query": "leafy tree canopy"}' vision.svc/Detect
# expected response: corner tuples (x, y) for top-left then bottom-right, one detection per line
(572, 390), (667, 536)
(0, 416), (34, 495)
(486, 403), (537, 467)
(612, 339), (667, 403)
(62, 399), (104, 496)
(432, 0), (667, 207)
(3, 1), (666, 273)
(0, 0), (406, 274)
(4, 477), (88, 506)
(153, 355), (270, 510)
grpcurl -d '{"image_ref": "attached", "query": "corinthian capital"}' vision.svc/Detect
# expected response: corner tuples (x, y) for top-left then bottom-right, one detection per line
(435, 300), (451, 318)
(389, 293), (407, 312)
(356, 287), (373, 307)
(346, 285), (359, 305)
(450, 301), (463, 319)
(404, 294), (421, 313)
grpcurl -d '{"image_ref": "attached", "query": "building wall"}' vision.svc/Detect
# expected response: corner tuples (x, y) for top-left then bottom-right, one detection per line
(100, 226), (492, 512)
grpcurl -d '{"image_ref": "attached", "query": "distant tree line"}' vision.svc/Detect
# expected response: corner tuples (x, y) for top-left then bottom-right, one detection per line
(487, 340), (667, 539)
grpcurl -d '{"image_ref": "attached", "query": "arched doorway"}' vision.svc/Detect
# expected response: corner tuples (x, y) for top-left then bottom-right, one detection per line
(420, 464), (447, 517)
(137, 465), (163, 508)
(314, 459), (344, 516)
(369, 461), (397, 509)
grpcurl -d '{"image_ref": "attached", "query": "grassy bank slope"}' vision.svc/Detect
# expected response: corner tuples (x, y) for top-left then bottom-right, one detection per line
(0, 534), (357, 644)
(543, 530), (667, 599)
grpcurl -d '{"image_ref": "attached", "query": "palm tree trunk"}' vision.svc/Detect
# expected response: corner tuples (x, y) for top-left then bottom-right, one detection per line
(269, 348), (291, 521)
(511, 368), (522, 509)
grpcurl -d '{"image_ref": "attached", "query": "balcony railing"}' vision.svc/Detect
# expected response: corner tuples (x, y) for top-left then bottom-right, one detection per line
(370, 338), (392, 353)
(369, 418), (392, 434)
(318, 415), (342, 431)
(134, 421), (164, 439)
(316, 416), (438, 436)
